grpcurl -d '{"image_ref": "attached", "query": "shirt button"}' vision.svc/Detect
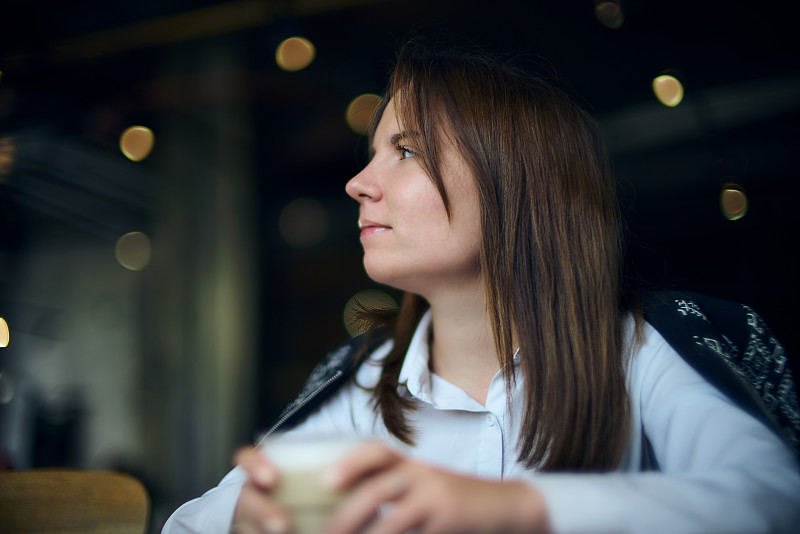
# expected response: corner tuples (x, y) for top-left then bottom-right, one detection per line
(485, 414), (495, 427)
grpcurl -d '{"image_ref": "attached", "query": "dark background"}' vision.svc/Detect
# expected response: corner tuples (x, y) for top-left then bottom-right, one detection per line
(1, 1), (798, 530)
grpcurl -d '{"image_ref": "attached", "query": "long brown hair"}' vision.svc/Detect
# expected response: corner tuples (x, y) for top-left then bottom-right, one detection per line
(359, 40), (629, 472)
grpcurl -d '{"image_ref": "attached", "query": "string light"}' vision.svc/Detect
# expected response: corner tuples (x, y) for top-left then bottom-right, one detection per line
(275, 37), (316, 72)
(652, 74), (684, 107)
(720, 184), (748, 221)
(594, 1), (624, 29)
(116, 231), (152, 270)
(120, 126), (155, 161)
(0, 137), (14, 177)
(343, 290), (398, 337)
(345, 94), (382, 135)
(0, 317), (9, 348)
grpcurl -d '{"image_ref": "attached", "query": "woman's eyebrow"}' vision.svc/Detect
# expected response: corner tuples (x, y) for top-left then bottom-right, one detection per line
(368, 131), (417, 158)
(389, 132), (406, 147)
(390, 131), (419, 146)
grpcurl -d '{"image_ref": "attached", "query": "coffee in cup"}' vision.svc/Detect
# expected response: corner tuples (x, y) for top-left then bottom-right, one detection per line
(260, 435), (362, 534)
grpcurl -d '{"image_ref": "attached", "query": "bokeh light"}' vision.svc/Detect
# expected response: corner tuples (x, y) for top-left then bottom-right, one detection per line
(343, 289), (399, 337)
(275, 37), (316, 72)
(0, 137), (14, 177)
(346, 94), (382, 135)
(652, 74), (684, 107)
(279, 197), (328, 248)
(120, 126), (155, 162)
(0, 317), (9, 348)
(720, 184), (748, 221)
(116, 231), (152, 271)
(594, 1), (625, 29)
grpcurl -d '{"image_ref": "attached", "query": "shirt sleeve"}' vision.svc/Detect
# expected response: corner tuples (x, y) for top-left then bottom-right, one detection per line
(160, 362), (381, 534)
(523, 324), (800, 534)
(160, 467), (246, 534)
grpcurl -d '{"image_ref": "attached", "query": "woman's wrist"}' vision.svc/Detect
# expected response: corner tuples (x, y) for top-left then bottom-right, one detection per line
(506, 480), (552, 534)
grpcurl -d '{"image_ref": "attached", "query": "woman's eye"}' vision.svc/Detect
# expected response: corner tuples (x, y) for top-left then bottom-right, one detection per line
(396, 145), (415, 160)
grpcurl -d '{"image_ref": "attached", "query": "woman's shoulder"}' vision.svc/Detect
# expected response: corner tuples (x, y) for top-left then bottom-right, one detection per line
(630, 290), (799, 459)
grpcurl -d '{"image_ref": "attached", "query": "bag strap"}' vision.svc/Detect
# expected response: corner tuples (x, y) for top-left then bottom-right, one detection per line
(641, 290), (800, 461)
(264, 330), (389, 436)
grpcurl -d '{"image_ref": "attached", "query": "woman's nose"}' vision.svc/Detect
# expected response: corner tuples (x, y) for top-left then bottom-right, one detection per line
(345, 164), (381, 202)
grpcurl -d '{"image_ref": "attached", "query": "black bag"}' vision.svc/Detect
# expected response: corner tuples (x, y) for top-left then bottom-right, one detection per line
(641, 290), (800, 467)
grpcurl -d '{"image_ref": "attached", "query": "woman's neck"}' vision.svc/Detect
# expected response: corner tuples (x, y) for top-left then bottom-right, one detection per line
(426, 284), (500, 405)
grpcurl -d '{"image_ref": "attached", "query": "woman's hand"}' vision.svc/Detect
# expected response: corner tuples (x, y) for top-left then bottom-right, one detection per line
(231, 446), (291, 534)
(324, 442), (551, 534)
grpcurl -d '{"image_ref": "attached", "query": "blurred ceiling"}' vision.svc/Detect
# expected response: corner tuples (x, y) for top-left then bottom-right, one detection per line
(2, 1), (797, 167)
(2, 1), (798, 171)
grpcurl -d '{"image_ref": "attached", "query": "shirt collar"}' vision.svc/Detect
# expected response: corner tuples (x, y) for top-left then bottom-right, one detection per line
(397, 309), (434, 403)
(395, 309), (523, 408)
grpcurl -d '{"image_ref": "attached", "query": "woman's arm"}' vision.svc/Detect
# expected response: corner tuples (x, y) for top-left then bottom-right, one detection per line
(321, 325), (800, 534)
(160, 466), (248, 534)
(163, 327), (800, 534)
(160, 344), (386, 534)
(524, 325), (800, 534)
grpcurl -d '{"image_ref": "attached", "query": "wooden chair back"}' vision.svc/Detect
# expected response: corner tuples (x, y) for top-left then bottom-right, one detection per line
(0, 469), (149, 533)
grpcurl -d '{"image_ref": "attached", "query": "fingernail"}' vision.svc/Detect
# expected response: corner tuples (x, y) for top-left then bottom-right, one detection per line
(254, 466), (276, 486)
(263, 517), (289, 534)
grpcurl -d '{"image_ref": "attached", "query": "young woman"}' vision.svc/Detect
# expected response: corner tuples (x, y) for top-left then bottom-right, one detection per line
(163, 41), (800, 534)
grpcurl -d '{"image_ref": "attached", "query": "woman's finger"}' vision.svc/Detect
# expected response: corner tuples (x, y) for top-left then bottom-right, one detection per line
(233, 480), (293, 534)
(325, 467), (413, 534)
(326, 441), (401, 490)
(329, 461), (552, 534)
(235, 445), (280, 490)
(361, 496), (427, 534)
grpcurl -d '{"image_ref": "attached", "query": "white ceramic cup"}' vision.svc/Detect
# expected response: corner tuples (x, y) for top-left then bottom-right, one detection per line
(260, 435), (363, 534)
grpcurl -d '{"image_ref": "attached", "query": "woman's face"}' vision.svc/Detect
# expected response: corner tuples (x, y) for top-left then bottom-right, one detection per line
(345, 98), (483, 297)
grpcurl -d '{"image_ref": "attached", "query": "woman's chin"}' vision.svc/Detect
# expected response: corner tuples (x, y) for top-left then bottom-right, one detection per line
(363, 265), (400, 289)
(363, 263), (414, 293)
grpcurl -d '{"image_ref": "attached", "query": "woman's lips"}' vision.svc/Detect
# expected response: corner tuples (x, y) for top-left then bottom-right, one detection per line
(360, 226), (390, 238)
(358, 219), (391, 238)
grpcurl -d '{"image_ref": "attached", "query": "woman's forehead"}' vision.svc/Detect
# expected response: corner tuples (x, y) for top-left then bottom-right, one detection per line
(373, 98), (414, 138)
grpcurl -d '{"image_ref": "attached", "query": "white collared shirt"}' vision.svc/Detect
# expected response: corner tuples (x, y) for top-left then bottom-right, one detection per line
(163, 310), (800, 534)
